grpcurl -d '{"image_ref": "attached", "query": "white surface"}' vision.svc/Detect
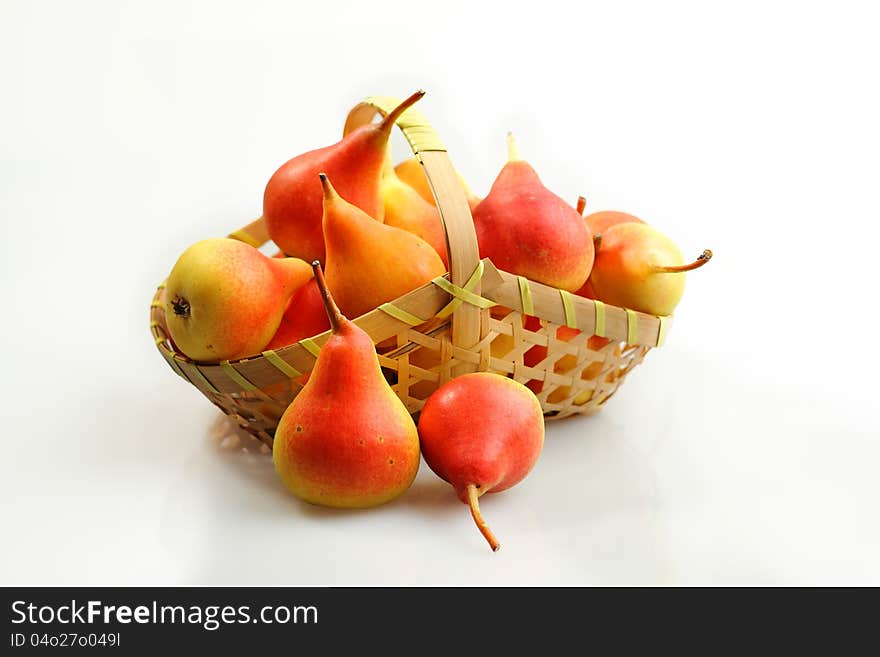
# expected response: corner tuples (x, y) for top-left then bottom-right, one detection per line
(1, 0), (879, 586)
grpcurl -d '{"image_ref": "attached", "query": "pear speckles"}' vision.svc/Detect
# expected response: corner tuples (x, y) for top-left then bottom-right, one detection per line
(271, 261), (420, 508)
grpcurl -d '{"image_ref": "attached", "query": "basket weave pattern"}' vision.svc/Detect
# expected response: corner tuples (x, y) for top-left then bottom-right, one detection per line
(150, 96), (670, 448)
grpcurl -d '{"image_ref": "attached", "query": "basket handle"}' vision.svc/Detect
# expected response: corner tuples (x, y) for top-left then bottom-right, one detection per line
(343, 95), (482, 366)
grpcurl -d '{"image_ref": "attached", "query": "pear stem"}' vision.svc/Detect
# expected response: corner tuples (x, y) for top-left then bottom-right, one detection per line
(318, 172), (337, 200)
(576, 196), (587, 215)
(379, 90), (426, 133)
(465, 484), (500, 552)
(653, 249), (714, 273)
(311, 260), (343, 333)
(506, 132), (521, 162)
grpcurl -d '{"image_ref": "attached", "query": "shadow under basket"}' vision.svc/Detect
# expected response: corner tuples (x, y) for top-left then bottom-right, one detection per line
(150, 95), (673, 449)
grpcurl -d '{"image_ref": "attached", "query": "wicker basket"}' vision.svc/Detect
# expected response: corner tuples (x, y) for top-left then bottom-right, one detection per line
(150, 95), (672, 448)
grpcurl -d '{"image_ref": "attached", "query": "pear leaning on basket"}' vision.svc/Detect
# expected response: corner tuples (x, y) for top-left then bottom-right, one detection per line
(418, 372), (545, 552)
(273, 262), (421, 508)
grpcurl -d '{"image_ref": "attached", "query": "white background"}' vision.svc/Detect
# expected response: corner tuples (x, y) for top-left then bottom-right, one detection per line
(2, 0), (878, 585)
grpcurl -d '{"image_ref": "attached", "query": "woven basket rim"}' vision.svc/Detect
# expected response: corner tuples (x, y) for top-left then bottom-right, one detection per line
(151, 257), (669, 376)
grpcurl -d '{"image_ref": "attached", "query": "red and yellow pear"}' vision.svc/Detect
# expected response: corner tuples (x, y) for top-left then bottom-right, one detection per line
(576, 210), (642, 298)
(273, 262), (420, 508)
(472, 134), (593, 291)
(321, 173), (445, 319)
(263, 91), (425, 264)
(589, 222), (712, 316)
(163, 238), (312, 361)
(418, 372), (545, 552)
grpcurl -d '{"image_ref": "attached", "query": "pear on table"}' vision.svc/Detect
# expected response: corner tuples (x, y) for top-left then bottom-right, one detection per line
(163, 238), (312, 361)
(417, 373), (545, 552)
(472, 133), (594, 292)
(321, 172), (445, 319)
(263, 90), (425, 264)
(272, 262), (420, 509)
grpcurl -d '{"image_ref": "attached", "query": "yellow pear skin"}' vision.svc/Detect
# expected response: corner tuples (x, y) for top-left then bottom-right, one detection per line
(589, 223), (712, 316)
(381, 162), (449, 268)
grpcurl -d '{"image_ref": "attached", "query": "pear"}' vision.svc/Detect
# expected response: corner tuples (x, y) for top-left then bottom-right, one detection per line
(320, 173), (445, 319)
(574, 196), (644, 234)
(418, 372), (545, 552)
(574, 278), (597, 299)
(574, 210), (642, 298)
(394, 157), (481, 213)
(273, 262), (420, 508)
(472, 134), (594, 292)
(380, 153), (449, 268)
(263, 90), (425, 264)
(589, 222), (712, 316)
(265, 279), (331, 350)
(585, 210), (644, 236)
(164, 238), (312, 361)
